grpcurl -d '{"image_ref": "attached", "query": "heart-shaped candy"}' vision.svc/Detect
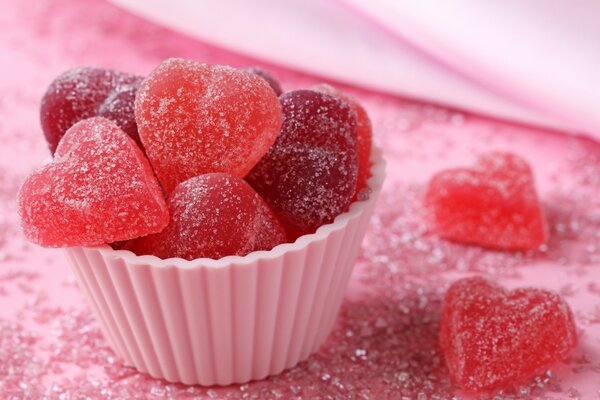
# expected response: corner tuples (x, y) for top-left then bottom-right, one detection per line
(135, 58), (282, 193)
(440, 277), (577, 391)
(424, 152), (548, 250)
(18, 117), (169, 247)
(130, 173), (287, 260)
(246, 90), (358, 239)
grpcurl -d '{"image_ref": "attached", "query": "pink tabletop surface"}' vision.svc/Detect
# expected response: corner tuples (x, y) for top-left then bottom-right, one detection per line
(1, 0), (600, 398)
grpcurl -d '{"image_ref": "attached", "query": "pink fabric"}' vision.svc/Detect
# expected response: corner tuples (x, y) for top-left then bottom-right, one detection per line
(1, 0), (600, 397)
(109, 0), (600, 137)
(344, 0), (600, 137)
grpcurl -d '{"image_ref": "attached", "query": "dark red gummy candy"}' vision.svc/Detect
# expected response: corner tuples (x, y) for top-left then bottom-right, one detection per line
(247, 90), (358, 239)
(130, 173), (287, 260)
(424, 152), (548, 251)
(247, 145), (357, 240)
(18, 117), (169, 247)
(440, 277), (577, 391)
(314, 84), (372, 195)
(41, 67), (143, 153)
(135, 58), (282, 193)
(243, 66), (283, 95)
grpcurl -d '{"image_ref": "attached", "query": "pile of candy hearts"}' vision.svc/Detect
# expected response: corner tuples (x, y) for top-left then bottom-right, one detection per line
(19, 58), (373, 259)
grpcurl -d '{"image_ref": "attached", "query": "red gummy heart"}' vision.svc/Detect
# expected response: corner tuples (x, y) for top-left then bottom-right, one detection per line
(424, 152), (548, 250)
(18, 117), (169, 247)
(135, 58), (282, 193)
(130, 173), (287, 260)
(440, 277), (577, 391)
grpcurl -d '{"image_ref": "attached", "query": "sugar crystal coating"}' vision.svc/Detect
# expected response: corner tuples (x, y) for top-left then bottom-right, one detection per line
(247, 90), (358, 239)
(424, 152), (548, 251)
(243, 66), (283, 95)
(314, 83), (373, 195)
(40, 67), (143, 153)
(440, 277), (577, 391)
(247, 145), (357, 239)
(17, 117), (169, 247)
(131, 173), (287, 260)
(274, 90), (358, 152)
(135, 58), (282, 193)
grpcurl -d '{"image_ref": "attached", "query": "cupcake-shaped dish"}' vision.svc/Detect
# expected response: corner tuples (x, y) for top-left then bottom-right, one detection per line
(18, 59), (385, 385)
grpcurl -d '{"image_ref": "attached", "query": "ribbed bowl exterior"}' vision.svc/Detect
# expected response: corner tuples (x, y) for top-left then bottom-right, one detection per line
(64, 148), (385, 386)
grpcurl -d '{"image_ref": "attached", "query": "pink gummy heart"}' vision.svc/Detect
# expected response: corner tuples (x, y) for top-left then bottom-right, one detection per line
(440, 277), (577, 391)
(18, 117), (169, 247)
(135, 58), (282, 193)
(424, 152), (548, 251)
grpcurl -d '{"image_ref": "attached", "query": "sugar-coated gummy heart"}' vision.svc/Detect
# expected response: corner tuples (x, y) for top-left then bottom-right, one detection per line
(440, 277), (577, 391)
(424, 152), (548, 251)
(313, 84), (373, 196)
(247, 145), (357, 239)
(247, 90), (358, 239)
(242, 66), (283, 95)
(135, 58), (282, 193)
(40, 67), (143, 153)
(18, 117), (169, 247)
(130, 173), (287, 260)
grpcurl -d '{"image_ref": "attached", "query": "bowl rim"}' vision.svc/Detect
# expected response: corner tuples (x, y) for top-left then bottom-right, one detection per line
(72, 146), (386, 269)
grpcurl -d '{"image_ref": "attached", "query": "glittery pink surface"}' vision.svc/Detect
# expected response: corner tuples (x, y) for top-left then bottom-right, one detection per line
(1, 0), (600, 398)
